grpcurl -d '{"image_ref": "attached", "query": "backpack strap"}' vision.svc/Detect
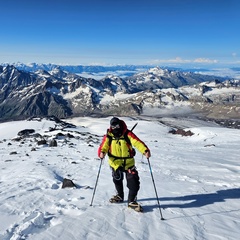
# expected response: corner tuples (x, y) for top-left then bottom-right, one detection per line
(106, 130), (131, 147)
(107, 132), (113, 146)
(123, 130), (131, 146)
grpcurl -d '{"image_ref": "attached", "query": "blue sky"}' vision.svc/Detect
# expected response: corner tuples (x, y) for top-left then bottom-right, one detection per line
(0, 0), (239, 67)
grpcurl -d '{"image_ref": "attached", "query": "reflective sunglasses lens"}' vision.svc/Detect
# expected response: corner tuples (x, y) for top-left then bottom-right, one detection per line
(111, 124), (120, 129)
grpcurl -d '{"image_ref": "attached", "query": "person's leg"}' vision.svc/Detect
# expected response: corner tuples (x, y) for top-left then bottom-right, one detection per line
(126, 166), (140, 203)
(111, 168), (124, 200)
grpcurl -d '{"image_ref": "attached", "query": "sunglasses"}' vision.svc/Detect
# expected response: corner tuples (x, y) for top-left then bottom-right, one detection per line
(111, 124), (120, 129)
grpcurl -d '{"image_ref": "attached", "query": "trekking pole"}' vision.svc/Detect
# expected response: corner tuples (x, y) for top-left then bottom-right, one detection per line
(147, 158), (165, 220)
(90, 158), (103, 206)
(130, 122), (138, 132)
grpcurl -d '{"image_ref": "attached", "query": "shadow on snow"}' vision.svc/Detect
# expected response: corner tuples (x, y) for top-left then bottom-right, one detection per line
(139, 188), (240, 213)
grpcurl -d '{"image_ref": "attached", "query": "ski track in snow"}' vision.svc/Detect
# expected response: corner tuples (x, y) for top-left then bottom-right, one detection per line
(0, 117), (240, 239)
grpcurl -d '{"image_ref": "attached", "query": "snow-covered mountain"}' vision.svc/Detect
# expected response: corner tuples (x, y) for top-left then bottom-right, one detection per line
(1, 65), (239, 123)
(1, 62), (151, 76)
(3, 62), (240, 79)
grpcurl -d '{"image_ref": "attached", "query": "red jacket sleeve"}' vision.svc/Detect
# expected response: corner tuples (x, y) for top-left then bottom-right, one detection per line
(98, 135), (108, 157)
(127, 131), (150, 154)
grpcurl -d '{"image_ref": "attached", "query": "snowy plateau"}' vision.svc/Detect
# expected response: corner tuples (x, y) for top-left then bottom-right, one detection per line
(0, 116), (239, 240)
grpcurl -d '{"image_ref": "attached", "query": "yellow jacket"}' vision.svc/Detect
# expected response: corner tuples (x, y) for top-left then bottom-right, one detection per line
(98, 120), (149, 171)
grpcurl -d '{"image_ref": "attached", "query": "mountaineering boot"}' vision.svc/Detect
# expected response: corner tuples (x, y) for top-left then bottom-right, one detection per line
(128, 201), (143, 212)
(109, 194), (124, 203)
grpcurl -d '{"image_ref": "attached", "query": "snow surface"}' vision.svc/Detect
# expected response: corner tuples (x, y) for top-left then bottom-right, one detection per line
(0, 116), (240, 240)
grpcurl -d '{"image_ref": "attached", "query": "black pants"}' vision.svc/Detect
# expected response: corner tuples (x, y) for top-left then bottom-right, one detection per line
(112, 166), (140, 203)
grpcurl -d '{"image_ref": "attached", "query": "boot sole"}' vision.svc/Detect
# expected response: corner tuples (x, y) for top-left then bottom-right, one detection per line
(128, 206), (143, 212)
(109, 199), (124, 203)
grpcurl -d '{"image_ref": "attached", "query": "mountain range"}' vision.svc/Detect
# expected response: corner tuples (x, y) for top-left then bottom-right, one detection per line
(0, 64), (239, 124)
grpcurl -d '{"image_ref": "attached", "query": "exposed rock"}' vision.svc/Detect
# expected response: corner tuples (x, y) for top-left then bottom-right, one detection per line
(62, 178), (76, 188)
(169, 128), (194, 136)
(18, 129), (35, 136)
(10, 151), (18, 155)
(37, 139), (47, 145)
(49, 139), (57, 147)
(204, 144), (216, 147)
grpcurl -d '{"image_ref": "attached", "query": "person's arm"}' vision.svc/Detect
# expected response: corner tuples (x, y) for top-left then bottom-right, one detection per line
(128, 131), (151, 158)
(98, 135), (109, 158)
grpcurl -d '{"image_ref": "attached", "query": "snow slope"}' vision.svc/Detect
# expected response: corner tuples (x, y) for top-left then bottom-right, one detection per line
(0, 117), (239, 240)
